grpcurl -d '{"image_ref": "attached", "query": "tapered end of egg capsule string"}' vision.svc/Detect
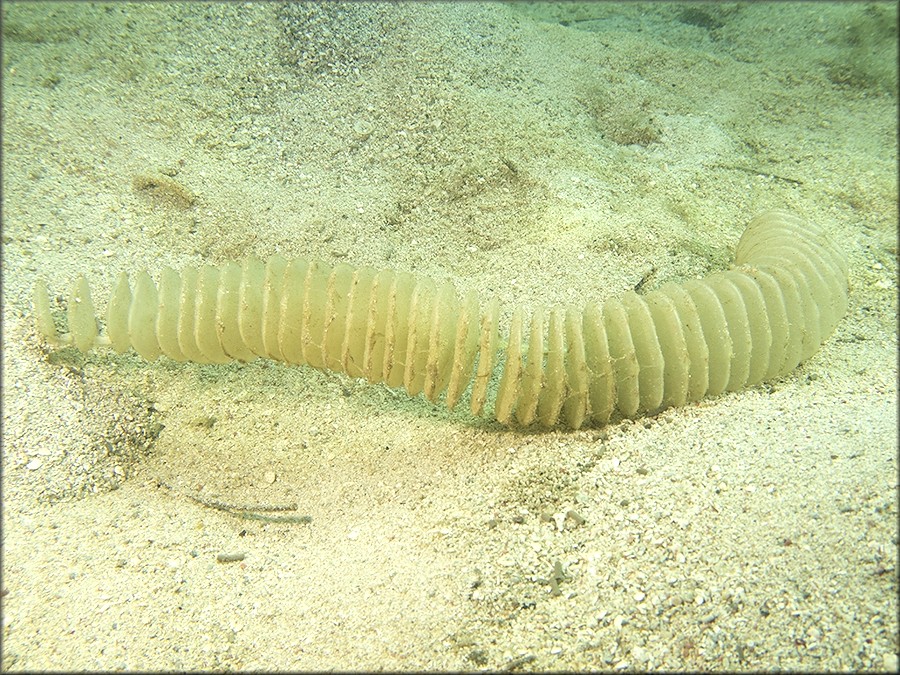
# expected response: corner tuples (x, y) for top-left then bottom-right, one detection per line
(34, 276), (111, 350)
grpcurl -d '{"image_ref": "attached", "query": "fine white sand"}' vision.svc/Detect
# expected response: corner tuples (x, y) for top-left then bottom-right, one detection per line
(2, 3), (897, 671)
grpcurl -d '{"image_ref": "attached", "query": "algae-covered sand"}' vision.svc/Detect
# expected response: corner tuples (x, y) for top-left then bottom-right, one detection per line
(2, 2), (897, 671)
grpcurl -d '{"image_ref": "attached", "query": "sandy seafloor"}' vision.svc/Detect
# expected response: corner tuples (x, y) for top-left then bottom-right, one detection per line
(1, 2), (897, 671)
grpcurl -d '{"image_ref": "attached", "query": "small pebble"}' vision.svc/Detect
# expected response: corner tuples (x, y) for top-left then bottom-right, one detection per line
(565, 510), (586, 526)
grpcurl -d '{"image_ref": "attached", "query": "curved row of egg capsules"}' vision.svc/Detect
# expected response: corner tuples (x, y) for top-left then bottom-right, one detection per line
(490, 209), (848, 428)
(33, 210), (847, 429)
